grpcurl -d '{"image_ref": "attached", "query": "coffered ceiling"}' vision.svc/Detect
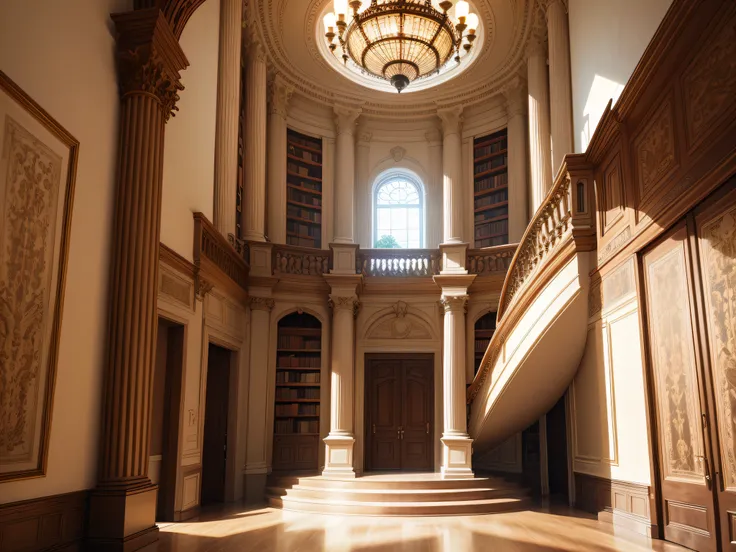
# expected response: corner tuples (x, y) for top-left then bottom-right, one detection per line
(247, 0), (539, 119)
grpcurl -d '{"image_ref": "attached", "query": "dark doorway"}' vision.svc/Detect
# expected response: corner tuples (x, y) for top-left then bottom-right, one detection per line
(547, 394), (569, 499)
(364, 354), (434, 472)
(201, 343), (232, 506)
(150, 318), (184, 522)
(521, 420), (541, 495)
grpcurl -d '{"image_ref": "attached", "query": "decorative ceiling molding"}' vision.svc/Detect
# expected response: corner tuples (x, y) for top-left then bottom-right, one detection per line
(247, 0), (537, 120)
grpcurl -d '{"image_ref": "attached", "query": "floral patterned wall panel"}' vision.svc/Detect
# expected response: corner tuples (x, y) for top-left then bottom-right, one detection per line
(0, 71), (78, 482)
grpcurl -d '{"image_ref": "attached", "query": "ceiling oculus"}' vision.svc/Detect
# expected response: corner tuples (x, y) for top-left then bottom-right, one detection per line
(323, 0), (479, 93)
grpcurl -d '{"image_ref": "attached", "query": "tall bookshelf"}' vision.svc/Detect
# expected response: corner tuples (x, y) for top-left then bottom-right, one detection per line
(272, 312), (322, 472)
(474, 312), (497, 376)
(286, 129), (323, 248)
(473, 129), (509, 248)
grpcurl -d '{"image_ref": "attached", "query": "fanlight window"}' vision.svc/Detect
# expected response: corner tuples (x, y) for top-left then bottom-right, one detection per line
(374, 176), (423, 248)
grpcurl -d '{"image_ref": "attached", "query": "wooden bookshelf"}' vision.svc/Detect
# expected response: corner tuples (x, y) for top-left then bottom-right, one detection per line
(272, 313), (322, 472)
(474, 312), (497, 376)
(286, 129), (323, 248)
(473, 129), (509, 248)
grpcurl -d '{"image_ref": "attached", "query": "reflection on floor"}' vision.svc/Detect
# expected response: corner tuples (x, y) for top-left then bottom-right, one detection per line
(158, 503), (687, 551)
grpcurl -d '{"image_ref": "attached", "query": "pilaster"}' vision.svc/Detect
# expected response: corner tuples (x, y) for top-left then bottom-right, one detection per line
(503, 81), (530, 241)
(527, 32), (553, 212)
(333, 106), (362, 244)
(425, 126), (444, 248)
(267, 74), (293, 244)
(437, 106), (464, 244)
(89, 8), (188, 551)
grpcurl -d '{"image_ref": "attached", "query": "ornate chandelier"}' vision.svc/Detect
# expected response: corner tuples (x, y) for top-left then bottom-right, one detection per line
(323, 0), (479, 93)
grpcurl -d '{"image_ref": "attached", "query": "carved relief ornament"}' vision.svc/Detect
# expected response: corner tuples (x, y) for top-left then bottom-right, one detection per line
(112, 10), (189, 121)
(249, 296), (275, 311)
(328, 295), (361, 317)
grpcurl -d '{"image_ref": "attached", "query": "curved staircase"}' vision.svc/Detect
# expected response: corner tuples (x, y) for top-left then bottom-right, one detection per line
(267, 473), (532, 516)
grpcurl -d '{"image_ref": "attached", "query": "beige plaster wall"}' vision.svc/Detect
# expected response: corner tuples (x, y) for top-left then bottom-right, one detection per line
(0, 0), (131, 504)
(161, 0), (220, 260)
(569, 0), (673, 152)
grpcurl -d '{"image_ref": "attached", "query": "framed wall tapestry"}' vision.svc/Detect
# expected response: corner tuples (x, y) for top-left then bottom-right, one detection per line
(0, 70), (79, 482)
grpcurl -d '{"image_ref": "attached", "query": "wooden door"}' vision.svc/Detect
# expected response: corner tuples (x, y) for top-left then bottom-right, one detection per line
(201, 344), (231, 506)
(401, 359), (434, 471)
(366, 358), (402, 470)
(694, 182), (736, 551)
(365, 355), (434, 472)
(643, 221), (718, 551)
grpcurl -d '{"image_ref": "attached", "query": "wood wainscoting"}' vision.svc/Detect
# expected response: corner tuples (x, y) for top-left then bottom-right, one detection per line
(0, 491), (87, 552)
(575, 472), (656, 537)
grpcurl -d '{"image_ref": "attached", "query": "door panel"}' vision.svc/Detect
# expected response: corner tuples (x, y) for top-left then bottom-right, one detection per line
(401, 361), (433, 471)
(643, 222), (718, 551)
(695, 183), (736, 551)
(367, 360), (402, 470)
(365, 355), (434, 472)
(201, 344), (231, 506)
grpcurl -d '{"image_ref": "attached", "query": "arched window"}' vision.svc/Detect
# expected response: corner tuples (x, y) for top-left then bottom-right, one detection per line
(373, 173), (423, 248)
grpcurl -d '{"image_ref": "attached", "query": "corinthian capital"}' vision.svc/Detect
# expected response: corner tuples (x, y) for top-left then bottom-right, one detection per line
(249, 296), (275, 311)
(334, 105), (362, 135)
(440, 295), (469, 313)
(502, 78), (527, 118)
(269, 74), (293, 118)
(436, 105), (463, 137)
(328, 295), (361, 317)
(112, 9), (189, 121)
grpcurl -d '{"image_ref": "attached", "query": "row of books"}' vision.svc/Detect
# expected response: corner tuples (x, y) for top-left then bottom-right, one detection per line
(287, 221), (321, 239)
(475, 189), (508, 208)
(276, 387), (320, 400)
(277, 335), (321, 350)
(474, 154), (508, 175)
(274, 419), (320, 434)
(288, 145), (321, 163)
(287, 205), (322, 222)
(475, 206), (508, 223)
(287, 162), (320, 179)
(475, 338), (492, 352)
(277, 355), (320, 367)
(274, 403), (321, 416)
(276, 371), (321, 383)
(475, 219), (508, 239)
(288, 236), (319, 248)
(476, 235), (508, 248)
(288, 190), (321, 207)
(289, 135), (321, 151)
(475, 172), (508, 192)
(287, 177), (321, 192)
(475, 138), (507, 158)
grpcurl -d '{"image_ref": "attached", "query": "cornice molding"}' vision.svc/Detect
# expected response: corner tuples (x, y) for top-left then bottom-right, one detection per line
(249, 296), (275, 311)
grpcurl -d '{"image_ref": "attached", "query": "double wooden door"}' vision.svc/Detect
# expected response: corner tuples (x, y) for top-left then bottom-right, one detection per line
(365, 355), (434, 472)
(642, 182), (736, 551)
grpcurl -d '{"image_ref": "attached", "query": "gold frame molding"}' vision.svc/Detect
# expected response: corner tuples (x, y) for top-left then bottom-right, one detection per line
(0, 70), (79, 482)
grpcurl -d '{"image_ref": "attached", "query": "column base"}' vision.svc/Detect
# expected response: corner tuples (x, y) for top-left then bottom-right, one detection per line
(322, 434), (356, 479)
(87, 483), (158, 552)
(243, 472), (268, 505)
(441, 435), (474, 480)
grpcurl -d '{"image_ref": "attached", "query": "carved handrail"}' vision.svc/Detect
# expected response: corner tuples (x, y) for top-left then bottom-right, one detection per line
(356, 248), (441, 277)
(193, 213), (250, 293)
(496, 173), (573, 320)
(467, 244), (518, 275)
(273, 243), (331, 276)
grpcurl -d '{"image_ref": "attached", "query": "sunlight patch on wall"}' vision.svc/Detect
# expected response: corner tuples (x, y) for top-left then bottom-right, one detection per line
(580, 74), (625, 152)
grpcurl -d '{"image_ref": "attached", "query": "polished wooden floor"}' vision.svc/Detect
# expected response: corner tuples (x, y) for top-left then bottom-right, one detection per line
(158, 503), (687, 551)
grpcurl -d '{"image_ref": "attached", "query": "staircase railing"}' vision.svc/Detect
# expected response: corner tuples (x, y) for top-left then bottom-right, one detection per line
(467, 244), (517, 276)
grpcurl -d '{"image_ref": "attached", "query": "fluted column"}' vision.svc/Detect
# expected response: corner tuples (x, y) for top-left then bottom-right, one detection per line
(322, 275), (361, 478)
(504, 84), (530, 242)
(425, 128), (444, 248)
(242, 39), (268, 241)
(355, 129), (372, 247)
(527, 37), (553, 212)
(333, 106), (361, 244)
(545, 0), (573, 173)
(437, 106), (464, 244)
(89, 9), (188, 550)
(434, 276), (475, 479)
(244, 296), (274, 503)
(266, 75), (293, 244)
(212, 0), (242, 237)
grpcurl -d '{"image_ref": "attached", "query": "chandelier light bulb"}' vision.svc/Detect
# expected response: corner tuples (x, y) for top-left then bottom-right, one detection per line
(334, 0), (348, 16)
(466, 12), (479, 31)
(455, 0), (469, 21)
(323, 12), (337, 32)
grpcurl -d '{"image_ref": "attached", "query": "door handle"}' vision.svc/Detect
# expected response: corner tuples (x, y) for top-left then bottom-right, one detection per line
(398, 426), (403, 440)
(372, 424), (376, 434)
(695, 454), (711, 487)
(426, 422), (430, 434)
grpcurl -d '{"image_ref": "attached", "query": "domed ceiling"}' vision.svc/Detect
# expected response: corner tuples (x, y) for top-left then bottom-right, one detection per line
(247, 0), (538, 119)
